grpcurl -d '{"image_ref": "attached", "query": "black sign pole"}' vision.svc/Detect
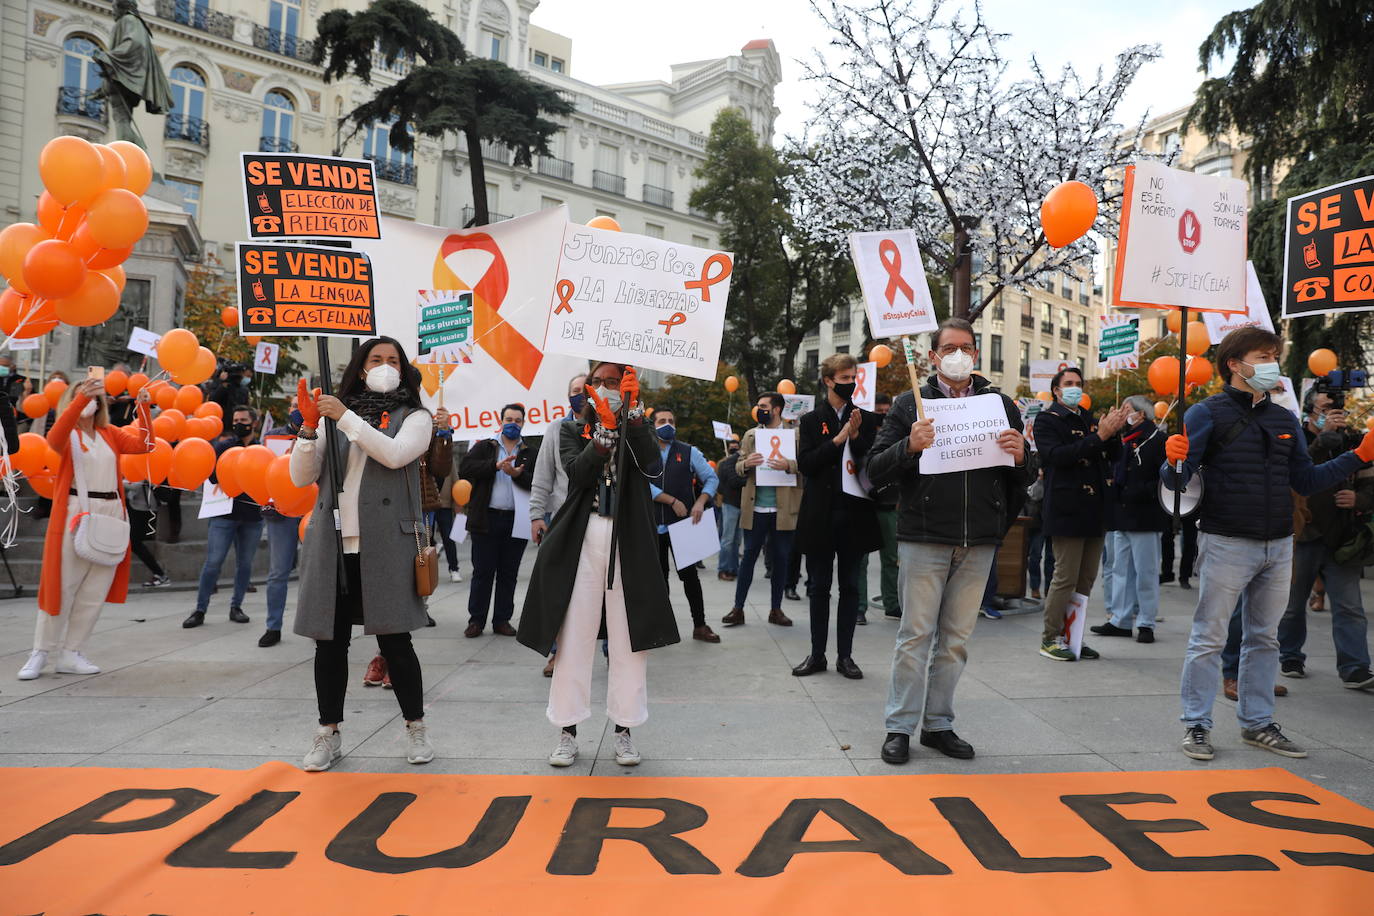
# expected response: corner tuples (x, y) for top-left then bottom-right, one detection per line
(1173, 307), (1190, 528)
(314, 335), (349, 596)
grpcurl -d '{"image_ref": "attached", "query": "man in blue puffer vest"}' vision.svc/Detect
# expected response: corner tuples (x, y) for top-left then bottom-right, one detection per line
(1163, 327), (1374, 762)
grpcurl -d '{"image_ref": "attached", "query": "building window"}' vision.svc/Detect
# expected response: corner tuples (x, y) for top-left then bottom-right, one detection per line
(540, 196), (563, 210)
(1040, 346), (1050, 360)
(168, 65), (207, 144)
(804, 350), (819, 377)
(363, 118), (415, 185)
(532, 51), (547, 67)
(833, 308), (851, 332)
(1059, 351), (1069, 362)
(550, 57), (564, 73)
(692, 235), (710, 248)
(991, 335), (1003, 373)
(60, 35), (105, 120)
(267, 0), (301, 50)
(164, 178), (201, 221)
(260, 90), (295, 151)
(595, 209), (616, 220)
(1019, 341), (1030, 377)
(643, 222), (664, 239)
(836, 345), (849, 354)
(482, 30), (504, 61)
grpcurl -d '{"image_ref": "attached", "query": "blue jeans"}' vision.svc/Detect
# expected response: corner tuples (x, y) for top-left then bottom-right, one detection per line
(430, 507), (461, 572)
(1180, 534), (1292, 731)
(195, 517), (264, 611)
(1278, 539), (1370, 677)
(717, 503), (742, 575)
(733, 512), (793, 610)
(1027, 527), (1055, 593)
(1100, 531), (1121, 618)
(886, 542), (994, 735)
(1109, 530), (1162, 630)
(263, 513), (300, 632)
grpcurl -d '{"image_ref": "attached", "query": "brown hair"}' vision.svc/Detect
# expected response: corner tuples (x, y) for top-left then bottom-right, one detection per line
(819, 352), (857, 380)
(932, 317), (977, 351)
(1216, 327), (1283, 384)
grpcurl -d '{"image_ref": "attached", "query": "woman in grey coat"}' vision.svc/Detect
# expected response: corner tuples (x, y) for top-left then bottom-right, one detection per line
(290, 336), (434, 772)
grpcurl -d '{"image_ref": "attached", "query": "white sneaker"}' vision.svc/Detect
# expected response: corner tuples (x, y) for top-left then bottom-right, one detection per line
(17, 650), (47, 680)
(449, 569), (462, 583)
(55, 650), (100, 675)
(549, 730), (577, 767)
(405, 721), (434, 764)
(613, 729), (641, 766)
(302, 726), (342, 772)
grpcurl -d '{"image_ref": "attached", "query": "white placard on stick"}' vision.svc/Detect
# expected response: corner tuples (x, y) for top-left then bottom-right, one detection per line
(754, 427), (797, 487)
(1202, 261), (1275, 342)
(853, 361), (877, 411)
(712, 420), (733, 441)
(841, 441), (871, 500)
(197, 482), (233, 519)
(849, 229), (939, 337)
(128, 326), (161, 358)
(781, 394), (814, 422)
(917, 394), (1012, 476)
(1029, 359), (1074, 395)
(254, 341), (280, 374)
(667, 507), (718, 570)
(1064, 591), (1089, 659)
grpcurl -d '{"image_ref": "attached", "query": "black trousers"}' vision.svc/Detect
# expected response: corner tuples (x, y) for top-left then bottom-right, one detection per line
(806, 536), (865, 659)
(129, 508), (164, 578)
(658, 531), (706, 627)
(314, 554), (424, 725)
(467, 509), (527, 626)
(1161, 515), (1199, 580)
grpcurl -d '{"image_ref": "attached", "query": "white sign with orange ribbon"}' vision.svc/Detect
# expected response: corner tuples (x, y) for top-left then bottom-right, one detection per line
(754, 427), (797, 487)
(853, 361), (877, 411)
(918, 394), (1012, 476)
(849, 229), (939, 338)
(544, 226), (733, 381)
(841, 441), (871, 499)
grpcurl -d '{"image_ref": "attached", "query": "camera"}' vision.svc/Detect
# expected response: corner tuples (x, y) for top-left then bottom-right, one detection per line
(1314, 369), (1368, 411)
(221, 360), (250, 376)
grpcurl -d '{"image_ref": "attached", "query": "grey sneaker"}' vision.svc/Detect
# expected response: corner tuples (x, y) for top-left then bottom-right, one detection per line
(405, 721), (434, 764)
(302, 726), (342, 772)
(613, 729), (641, 766)
(549, 730), (577, 767)
(1242, 723), (1307, 758)
(1181, 725), (1214, 760)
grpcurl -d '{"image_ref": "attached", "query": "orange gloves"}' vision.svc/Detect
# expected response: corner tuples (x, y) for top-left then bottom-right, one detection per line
(1356, 428), (1374, 463)
(621, 366), (639, 411)
(1165, 431), (1189, 465)
(586, 383), (618, 430)
(296, 378), (321, 428)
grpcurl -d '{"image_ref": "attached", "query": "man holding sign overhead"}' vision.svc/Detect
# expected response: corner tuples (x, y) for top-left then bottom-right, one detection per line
(867, 318), (1026, 764)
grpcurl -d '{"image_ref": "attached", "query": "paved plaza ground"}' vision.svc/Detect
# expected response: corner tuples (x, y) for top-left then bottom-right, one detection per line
(1, 554), (1372, 809)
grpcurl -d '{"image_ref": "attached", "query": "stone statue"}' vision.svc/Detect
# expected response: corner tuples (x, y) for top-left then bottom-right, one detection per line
(93, 0), (173, 151)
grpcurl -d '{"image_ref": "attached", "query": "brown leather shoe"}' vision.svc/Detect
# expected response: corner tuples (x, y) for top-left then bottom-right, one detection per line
(768, 608), (793, 626)
(692, 625), (721, 643)
(464, 623), (483, 638)
(1223, 677), (1238, 701)
(1274, 683), (1288, 697)
(542, 654), (555, 677)
(493, 622), (517, 637)
(717, 571), (736, 581)
(722, 608), (745, 627)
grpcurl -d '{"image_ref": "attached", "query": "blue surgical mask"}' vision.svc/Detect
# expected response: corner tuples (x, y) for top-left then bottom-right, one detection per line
(240, 376), (252, 388)
(1314, 413), (1328, 430)
(569, 392), (587, 415)
(501, 422), (522, 441)
(0, 367), (10, 378)
(656, 424), (676, 442)
(1060, 386), (1084, 407)
(1243, 361), (1281, 393)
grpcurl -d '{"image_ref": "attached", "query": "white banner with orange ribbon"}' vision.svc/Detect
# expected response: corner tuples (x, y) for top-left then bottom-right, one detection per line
(544, 226), (733, 381)
(849, 229), (939, 338)
(359, 209), (589, 441)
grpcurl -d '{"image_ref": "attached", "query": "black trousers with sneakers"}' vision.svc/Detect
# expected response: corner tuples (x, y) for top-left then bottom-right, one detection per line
(658, 531), (706, 628)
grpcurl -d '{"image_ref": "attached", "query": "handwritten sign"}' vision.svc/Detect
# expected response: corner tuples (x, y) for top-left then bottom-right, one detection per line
(1203, 261), (1275, 341)
(1281, 174), (1374, 318)
(849, 229), (939, 337)
(853, 361), (877, 410)
(754, 427), (797, 487)
(240, 153), (380, 240)
(254, 341), (280, 374)
(1113, 161), (1248, 313)
(917, 394), (1012, 475)
(197, 481), (232, 519)
(1097, 315), (1139, 370)
(236, 243), (376, 338)
(712, 420), (733, 441)
(127, 326), (161, 358)
(544, 225), (733, 381)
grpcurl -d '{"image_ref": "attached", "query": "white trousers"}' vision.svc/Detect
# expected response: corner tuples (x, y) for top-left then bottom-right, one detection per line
(546, 514), (649, 729)
(33, 504), (120, 654)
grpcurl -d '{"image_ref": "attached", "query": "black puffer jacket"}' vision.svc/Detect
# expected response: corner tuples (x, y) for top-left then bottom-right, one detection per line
(1035, 402), (1120, 538)
(1106, 419), (1169, 533)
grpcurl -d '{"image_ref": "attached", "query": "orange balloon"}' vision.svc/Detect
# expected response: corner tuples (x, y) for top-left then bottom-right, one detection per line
(217, 448), (244, 497)
(1186, 356), (1213, 387)
(43, 378), (67, 402)
(158, 407), (188, 441)
(182, 417), (210, 440)
(0, 223), (47, 292)
(1035, 391), (1052, 402)
(99, 265), (126, 292)
(451, 479), (473, 506)
(28, 474), (56, 499)
(201, 415), (223, 438)
(104, 369), (129, 397)
(1040, 180), (1099, 247)
(0, 288), (57, 339)
(194, 401), (224, 420)
(708, 460), (717, 469)
(145, 438), (173, 486)
(173, 346), (217, 386)
(1079, 393), (1093, 411)
(723, 375), (739, 393)
(236, 444), (276, 506)
(1308, 348), (1338, 377)
(126, 372), (149, 396)
(54, 270), (120, 326)
(1182, 322), (1211, 356)
(1165, 310), (1185, 334)
(154, 384), (179, 411)
(171, 437), (216, 489)
(587, 216), (621, 232)
(266, 454), (309, 508)
(174, 384), (204, 413)
(246, 335), (263, 346)
(91, 145), (128, 200)
(22, 239), (85, 300)
(36, 192), (85, 240)
(12, 433), (49, 476)
(107, 140), (152, 196)
(38, 136), (104, 205)
(869, 344), (893, 368)
(1148, 356), (1181, 396)
(20, 393), (49, 419)
(120, 450), (146, 483)
(751, 405), (760, 422)
(156, 328), (199, 374)
(777, 379), (796, 395)
(299, 511), (312, 542)
(279, 483), (318, 518)
(220, 306), (239, 328)
(1154, 400), (1169, 420)
(85, 188), (148, 250)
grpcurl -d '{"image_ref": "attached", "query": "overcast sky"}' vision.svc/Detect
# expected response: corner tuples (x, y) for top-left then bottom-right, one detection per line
(529, 0), (1247, 142)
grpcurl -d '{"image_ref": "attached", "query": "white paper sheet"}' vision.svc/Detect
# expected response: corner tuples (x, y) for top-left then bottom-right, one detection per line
(667, 507), (718, 569)
(510, 483), (531, 538)
(197, 482), (233, 519)
(841, 441), (872, 499)
(1065, 591), (1089, 659)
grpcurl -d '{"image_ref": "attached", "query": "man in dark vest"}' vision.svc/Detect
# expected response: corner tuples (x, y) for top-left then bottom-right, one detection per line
(649, 409), (720, 643)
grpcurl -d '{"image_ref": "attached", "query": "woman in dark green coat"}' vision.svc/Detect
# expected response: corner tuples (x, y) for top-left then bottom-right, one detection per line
(518, 363), (676, 769)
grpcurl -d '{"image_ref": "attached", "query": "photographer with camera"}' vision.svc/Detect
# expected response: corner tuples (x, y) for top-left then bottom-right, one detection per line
(208, 360), (253, 417)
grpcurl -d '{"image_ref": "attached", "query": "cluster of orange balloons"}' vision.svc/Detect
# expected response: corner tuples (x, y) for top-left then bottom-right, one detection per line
(18, 376), (70, 420)
(1040, 180), (1099, 248)
(7, 433), (62, 498)
(216, 447), (315, 516)
(156, 328), (217, 385)
(0, 137), (153, 337)
(1147, 355), (1213, 396)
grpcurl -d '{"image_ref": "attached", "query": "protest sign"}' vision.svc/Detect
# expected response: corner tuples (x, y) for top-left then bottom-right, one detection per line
(668, 507), (718, 569)
(236, 243), (376, 338)
(712, 421), (733, 441)
(853, 361), (877, 411)
(781, 394), (814, 422)
(262, 434), (293, 457)
(358, 209), (587, 441)
(543, 226), (733, 381)
(253, 341), (280, 374)
(754, 427), (797, 487)
(1064, 591), (1088, 659)
(127, 326), (160, 358)
(1097, 315), (1139, 370)
(1029, 358), (1073, 394)
(849, 229), (939, 337)
(197, 482), (232, 519)
(917, 394), (1012, 475)
(1282, 174), (1374, 318)
(841, 441), (871, 500)
(415, 290), (473, 359)
(1113, 161), (1249, 313)
(7, 336), (38, 351)
(241, 153), (380, 240)
(1016, 398), (1045, 452)
(1202, 261), (1275, 341)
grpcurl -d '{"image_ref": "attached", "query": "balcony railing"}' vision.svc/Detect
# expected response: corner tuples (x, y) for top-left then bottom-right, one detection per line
(461, 206), (513, 226)
(991, 359), (1004, 373)
(592, 170), (626, 196)
(165, 113), (210, 148)
(1020, 314), (1035, 329)
(1079, 294), (1090, 306)
(370, 156), (415, 186)
(253, 25), (314, 62)
(1040, 320), (1053, 334)
(1059, 327), (1072, 340)
(155, 0), (236, 39)
(536, 156), (573, 181)
(479, 140), (513, 165)
(642, 184), (674, 209)
(57, 86), (106, 123)
(259, 136), (300, 153)
(1019, 362), (1030, 378)
(1077, 332), (1089, 345)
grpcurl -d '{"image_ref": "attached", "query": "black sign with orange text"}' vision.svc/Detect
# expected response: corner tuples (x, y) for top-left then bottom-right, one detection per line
(236, 242), (376, 337)
(1282, 174), (1374, 318)
(240, 153), (381, 240)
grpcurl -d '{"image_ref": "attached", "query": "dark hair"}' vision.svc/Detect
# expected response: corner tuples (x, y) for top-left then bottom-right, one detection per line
(933, 317), (976, 351)
(1216, 327), (1283, 384)
(231, 405), (258, 422)
(501, 403), (526, 420)
(338, 336), (422, 406)
(876, 392), (893, 407)
(651, 406), (674, 422)
(759, 391), (785, 410)
(1051, 366), (1084, 391)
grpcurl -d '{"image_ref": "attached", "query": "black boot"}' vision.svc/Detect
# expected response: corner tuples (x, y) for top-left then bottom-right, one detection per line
(881, 732), (910, 764)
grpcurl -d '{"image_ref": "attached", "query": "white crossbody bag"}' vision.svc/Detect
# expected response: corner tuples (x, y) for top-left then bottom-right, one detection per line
(70, 432), (130, 566)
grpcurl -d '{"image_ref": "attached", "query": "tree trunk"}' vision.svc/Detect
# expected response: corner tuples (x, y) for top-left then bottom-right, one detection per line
(465, 125), (489, 226)
(952, 224), (971, 319)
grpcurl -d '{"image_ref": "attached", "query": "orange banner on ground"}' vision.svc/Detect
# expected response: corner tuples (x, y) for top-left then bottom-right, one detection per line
(0, 765), (1370, 914)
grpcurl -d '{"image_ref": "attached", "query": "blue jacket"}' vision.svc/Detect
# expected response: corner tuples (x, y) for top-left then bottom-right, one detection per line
(1035, 402), (1120, 538)
(1162, 386), (1364, 541)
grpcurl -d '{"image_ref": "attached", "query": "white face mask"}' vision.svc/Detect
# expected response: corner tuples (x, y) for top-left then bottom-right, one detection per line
(604, 390), (623, 413)
(1126, 412), (1143, 426)
(80, 400), (98, 418)
(938, 349), (974, 382)
(365, 364), (400, 394)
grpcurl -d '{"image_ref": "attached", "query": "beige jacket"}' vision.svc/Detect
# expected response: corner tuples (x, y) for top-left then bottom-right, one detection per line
(731, 426), (803, 530)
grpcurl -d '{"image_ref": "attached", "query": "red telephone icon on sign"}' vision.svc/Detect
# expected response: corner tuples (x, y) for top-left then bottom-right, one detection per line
(1292, 277), (1330, 303)
(252, 216), (281, 234)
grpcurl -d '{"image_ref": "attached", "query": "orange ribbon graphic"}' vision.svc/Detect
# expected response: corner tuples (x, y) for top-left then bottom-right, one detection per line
(658, 312), (687, 335)
(554, 279), (575, 315)
(683, 253), (733, 302)
(855, 365), (868, 401)
(432, 232), (542, 389)
(845, 458), (856, 476)
(878, 239), (914, 306)
(768, 435), (783, 460)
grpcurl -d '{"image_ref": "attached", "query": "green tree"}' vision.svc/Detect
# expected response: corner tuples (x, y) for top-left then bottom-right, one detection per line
(312, 0), (573, 226)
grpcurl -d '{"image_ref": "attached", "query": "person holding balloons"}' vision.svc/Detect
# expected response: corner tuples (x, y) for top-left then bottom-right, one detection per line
(290, 336), (435, 771)
(17, 378), (153, 680)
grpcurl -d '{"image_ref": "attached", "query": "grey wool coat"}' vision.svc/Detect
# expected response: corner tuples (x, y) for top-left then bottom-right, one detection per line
(292, 405), (431, 640)
(516, 417), (679, 657)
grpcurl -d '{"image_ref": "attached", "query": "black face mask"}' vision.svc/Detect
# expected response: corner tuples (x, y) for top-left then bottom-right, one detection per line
(756, 409), (772, 426)
(832, 381), (856, 401)
(232, 422), (253, 438)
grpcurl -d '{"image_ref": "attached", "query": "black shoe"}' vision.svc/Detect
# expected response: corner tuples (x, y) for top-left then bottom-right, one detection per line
(228, 607), (249, 624)
(722, 608), (745, 627)
(856, 612), (868, 626)
(1136, 627), (1155, 644)
(1090, 622), (1133, 637)
(182, 610), (205, 629)
(426, 614), (437, 628)
(1179, 579), (1192, 590)
(1159, 572), (1175, 584)
(791, 654), (826, 676)
(885, 610), (903, 620)
(881, 732), (910, 765)
(1078, 643), (1100, 660)
(784, 588), (801, 602)
(1341, 668), (1374, 690)
(836, 656), (863, 679)
(1280, 659), (1306, 678)
(258, 629), (281, 647)
(920, 729), (975, 759)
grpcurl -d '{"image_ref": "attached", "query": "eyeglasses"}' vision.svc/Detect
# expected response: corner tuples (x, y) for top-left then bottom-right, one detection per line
(935, 345), (977, 357)
(587, 377), (622, 389)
